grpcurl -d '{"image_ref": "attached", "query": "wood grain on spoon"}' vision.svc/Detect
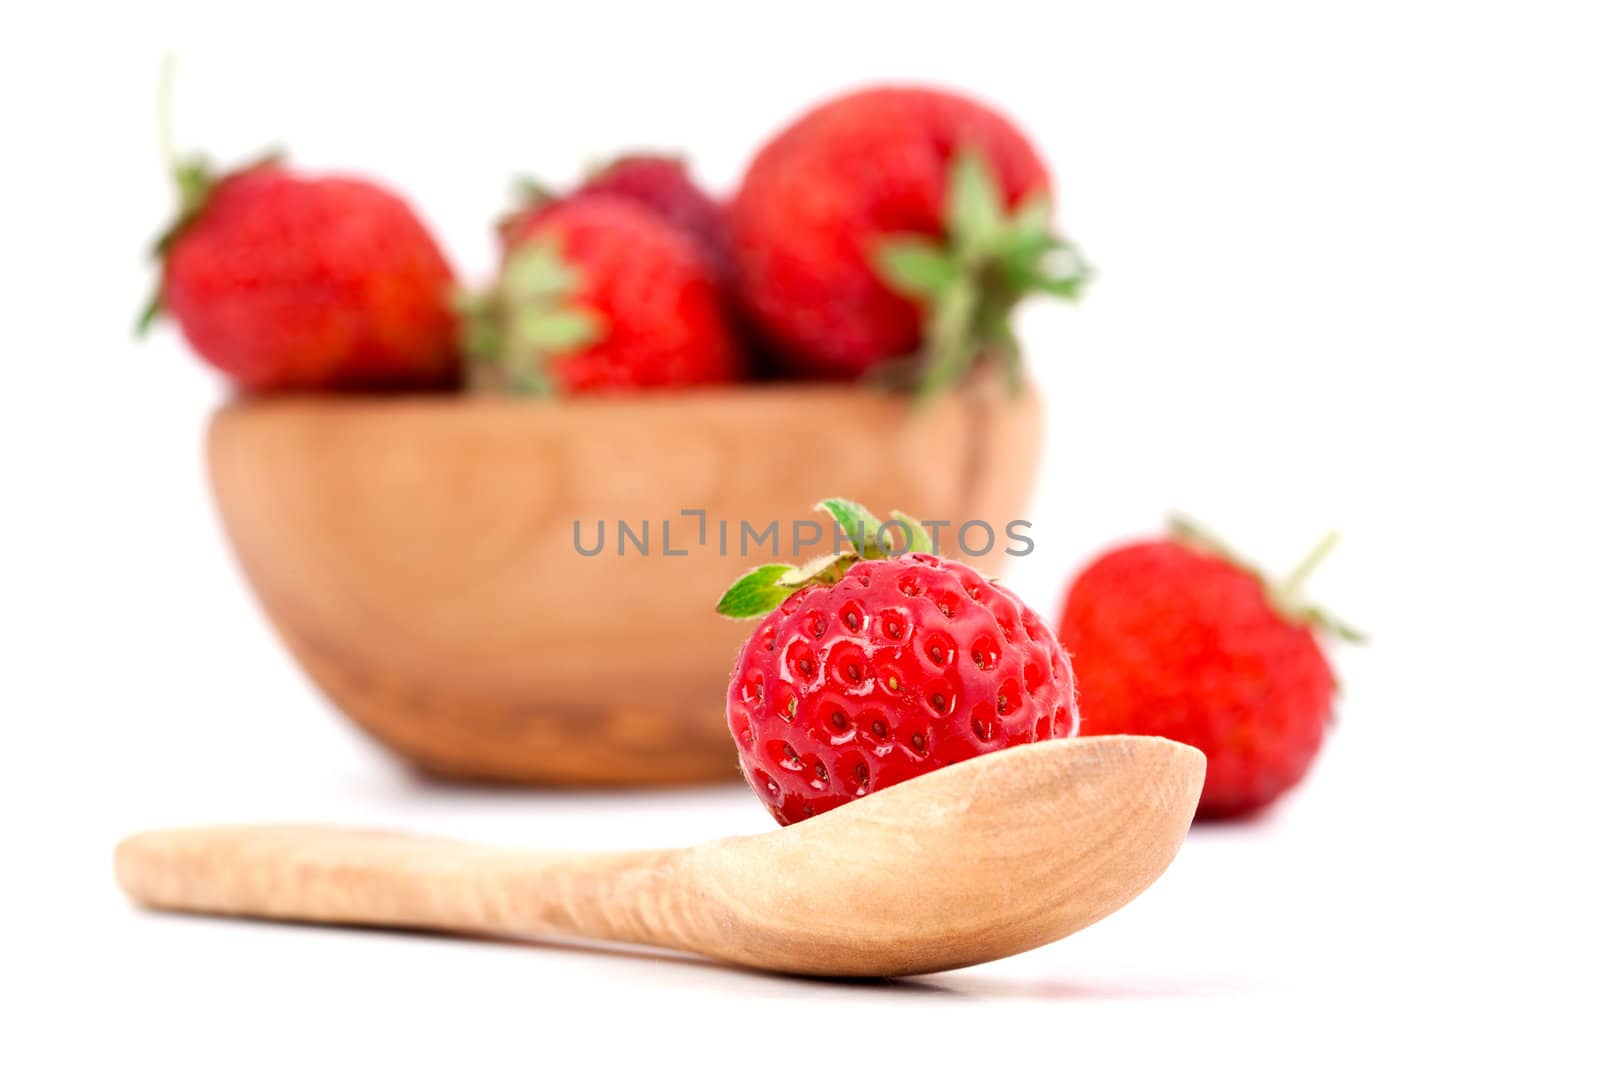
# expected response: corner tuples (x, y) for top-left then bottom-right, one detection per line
(115, 735), (1203, 977)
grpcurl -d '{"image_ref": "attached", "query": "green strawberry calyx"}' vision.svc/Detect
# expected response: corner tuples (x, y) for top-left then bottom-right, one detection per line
(135, 57), (280, 336)
(456, 236), (606, 395)
(874, 147), (1093, 399)
(1170, 515), (1367, 643)
(716, 498), (934, 619)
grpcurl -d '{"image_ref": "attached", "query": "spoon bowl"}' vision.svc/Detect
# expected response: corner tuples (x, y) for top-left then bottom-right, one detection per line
(116, 735), (1204, 977)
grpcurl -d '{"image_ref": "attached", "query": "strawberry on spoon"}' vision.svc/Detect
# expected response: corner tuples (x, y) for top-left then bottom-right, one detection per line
(716, 498), (1078, 824)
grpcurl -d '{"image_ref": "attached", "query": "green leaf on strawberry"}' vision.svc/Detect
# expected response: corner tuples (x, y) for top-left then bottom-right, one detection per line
(1169, 515), (1367, 644)
(875, 147), (1093, 399)
(877, 239), (961, 298)
(716, 563), (801, 619)
(891, 510), (935, 554)
(501, 238), (584, 298)
(459, 237), (607, 394)
(815, 498), (885, 557)
(717, 499), (935, 619)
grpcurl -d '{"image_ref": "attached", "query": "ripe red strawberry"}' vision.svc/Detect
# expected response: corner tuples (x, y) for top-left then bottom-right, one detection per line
(143, 161), (460, 390)
(729, 86), (1091, 388)
(467, 195), (744, 393)
(1059, 520), (1362, 819)
(717, 499), (1077, 825)
(502, 155), (733, 290)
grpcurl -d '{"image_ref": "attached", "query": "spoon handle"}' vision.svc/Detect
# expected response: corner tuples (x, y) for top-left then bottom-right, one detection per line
(115, 825), (691, 950)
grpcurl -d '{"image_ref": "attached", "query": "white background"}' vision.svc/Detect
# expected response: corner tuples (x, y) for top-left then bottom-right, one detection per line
(3, 1), (1597, 1062)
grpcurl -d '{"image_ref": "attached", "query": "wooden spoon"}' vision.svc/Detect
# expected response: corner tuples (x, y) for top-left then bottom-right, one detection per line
(115, 735), (1203, 977)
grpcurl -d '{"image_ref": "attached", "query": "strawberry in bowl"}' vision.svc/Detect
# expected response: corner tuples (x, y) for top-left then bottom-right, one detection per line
(140, 81), (1065, 785)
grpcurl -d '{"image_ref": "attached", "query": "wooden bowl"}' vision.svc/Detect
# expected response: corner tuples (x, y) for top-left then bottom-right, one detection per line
(208, 382), (1043, 786)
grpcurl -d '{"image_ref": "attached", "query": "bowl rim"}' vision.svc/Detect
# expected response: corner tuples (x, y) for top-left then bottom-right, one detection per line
(212, 377), (1034, 417)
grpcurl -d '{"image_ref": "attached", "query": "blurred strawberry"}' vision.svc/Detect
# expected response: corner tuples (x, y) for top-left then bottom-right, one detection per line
(729, 86), (1090, 387)
(500, 154), (733, 289)
(465, 195), (744, 393)
(1059, 520), (1363, 819)
(142, 156), (459, 391)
